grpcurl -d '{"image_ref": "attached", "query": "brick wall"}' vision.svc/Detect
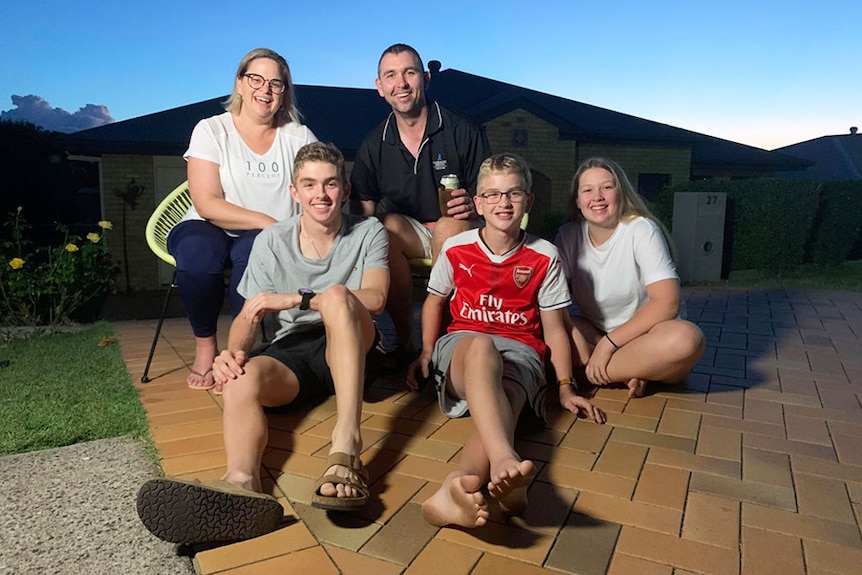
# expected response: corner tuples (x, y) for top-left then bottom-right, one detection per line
(576, 143), (691, 192)
(101, 155), (158, 292)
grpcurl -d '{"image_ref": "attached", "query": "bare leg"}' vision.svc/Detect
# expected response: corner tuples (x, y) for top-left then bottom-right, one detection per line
(188, 335), (218, 389)
(422, 433), (490, 528)
(221, 355), (298, 492)
(430, 217), (473, 262)
(317, 285), (376, 500)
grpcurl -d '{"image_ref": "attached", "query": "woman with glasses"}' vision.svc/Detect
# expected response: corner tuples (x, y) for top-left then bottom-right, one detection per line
(555, 157), (704, 399)
(168, 48), (317, 391)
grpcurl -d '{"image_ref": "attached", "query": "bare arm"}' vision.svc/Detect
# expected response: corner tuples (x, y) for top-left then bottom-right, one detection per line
(351, 266), (389, 316)
(542, 308), (605, 423)
(187, 157), (278, 230)
(212, 300), (265, 385)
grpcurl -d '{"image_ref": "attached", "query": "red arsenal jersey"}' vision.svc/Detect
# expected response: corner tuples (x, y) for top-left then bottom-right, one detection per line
(428, 228), (572, 357)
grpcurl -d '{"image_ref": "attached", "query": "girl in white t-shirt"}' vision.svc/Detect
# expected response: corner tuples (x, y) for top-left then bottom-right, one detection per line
(555, 157), (704, 398)
(168, 48), (316, 391)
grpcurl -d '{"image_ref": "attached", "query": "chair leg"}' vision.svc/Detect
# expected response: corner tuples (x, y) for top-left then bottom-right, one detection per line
(141, 270), (177, 383)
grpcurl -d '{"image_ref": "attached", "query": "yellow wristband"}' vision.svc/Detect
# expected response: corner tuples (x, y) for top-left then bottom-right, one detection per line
(558, 378), (574, 387)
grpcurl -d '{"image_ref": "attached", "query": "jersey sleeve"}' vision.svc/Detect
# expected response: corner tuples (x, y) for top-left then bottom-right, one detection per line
(537, 250), (572, 311)
(426, 244), (455, 298)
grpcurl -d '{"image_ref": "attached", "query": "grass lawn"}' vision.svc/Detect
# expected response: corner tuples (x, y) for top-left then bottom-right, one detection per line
(0, 322), (149, 456)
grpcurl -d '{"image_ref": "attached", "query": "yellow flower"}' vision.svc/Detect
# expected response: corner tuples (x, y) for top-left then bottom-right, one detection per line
(87, 232), (101, 243)
(9, 258), (24, 269)
(16, 206), (23, 213)
(98, 220), (113, 230)
(65, 243), (79, 253)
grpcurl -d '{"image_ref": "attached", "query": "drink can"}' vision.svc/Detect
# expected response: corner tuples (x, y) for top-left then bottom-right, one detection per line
(440, 174), (460, 190)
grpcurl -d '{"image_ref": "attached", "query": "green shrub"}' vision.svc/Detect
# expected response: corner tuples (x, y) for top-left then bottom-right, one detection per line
(806, 181), (862, 266)
(657, 179), (820, 273)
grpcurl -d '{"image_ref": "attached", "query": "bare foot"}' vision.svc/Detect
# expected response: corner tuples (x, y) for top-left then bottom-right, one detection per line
(187, 369), (214, 390)
(487, 459), (536, 516)
(188, 336), (218, 390)
(627, 378), (647, 398)
(422, 473), (489, 528)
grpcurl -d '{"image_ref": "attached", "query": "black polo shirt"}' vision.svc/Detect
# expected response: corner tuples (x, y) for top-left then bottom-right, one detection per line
(350, 101), (491, 224)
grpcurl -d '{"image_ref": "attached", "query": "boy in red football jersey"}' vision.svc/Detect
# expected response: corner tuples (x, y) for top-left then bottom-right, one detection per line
(408, 153), (605, 529)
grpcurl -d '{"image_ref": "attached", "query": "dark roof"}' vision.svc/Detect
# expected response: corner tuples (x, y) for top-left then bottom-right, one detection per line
(773, 130), (862, 180)
(60, 66), (809, 173)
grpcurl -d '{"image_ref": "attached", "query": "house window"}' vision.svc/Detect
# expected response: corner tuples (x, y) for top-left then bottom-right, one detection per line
(511, 129), (528, 148)
(638, 173), (671, 202)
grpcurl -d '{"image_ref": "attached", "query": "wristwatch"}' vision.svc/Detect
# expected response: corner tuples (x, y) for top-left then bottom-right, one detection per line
(298, 288), (315, 310)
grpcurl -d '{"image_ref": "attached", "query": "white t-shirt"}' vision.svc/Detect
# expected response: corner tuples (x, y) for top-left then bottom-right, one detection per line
(182, 112), (317, 224)
(555, 217), (678, 332)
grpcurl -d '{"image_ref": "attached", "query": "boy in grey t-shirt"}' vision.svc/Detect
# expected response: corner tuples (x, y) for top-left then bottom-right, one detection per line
(137, 142), (389, 545)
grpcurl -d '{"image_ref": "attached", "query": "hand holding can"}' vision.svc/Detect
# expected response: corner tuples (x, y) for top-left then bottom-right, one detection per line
(438, 174), (460, 216)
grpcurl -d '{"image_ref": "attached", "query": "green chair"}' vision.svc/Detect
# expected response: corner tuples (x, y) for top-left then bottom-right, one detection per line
(141, 181), (192, 383)
(408, 212), (530, 277)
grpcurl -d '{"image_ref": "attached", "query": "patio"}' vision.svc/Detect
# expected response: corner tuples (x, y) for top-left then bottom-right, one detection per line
(114, 286), (862, 575)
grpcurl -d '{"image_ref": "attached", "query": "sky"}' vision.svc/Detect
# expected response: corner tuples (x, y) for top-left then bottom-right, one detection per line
(1, 0), (859, 150)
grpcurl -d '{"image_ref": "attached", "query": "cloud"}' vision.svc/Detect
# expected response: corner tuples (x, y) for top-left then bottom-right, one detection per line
(0, 94), (114, 133)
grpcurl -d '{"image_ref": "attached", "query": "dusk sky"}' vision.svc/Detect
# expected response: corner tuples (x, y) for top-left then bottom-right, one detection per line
(2, 0), (859, 150)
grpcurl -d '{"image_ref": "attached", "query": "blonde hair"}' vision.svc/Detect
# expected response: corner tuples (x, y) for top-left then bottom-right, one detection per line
(477, 152), (532, 193)
(569, 157), (675, 259)
(224, 48), (299, 125)
(292, 142), (346, 185)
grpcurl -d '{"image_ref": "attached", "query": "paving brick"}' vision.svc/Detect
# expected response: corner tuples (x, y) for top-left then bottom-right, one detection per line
(203, 545), (338, 575)
(607, 553), (673, 575)
(195, 520), (317, 573)
(741, 526), (804, 575)
(742, 397), (785, 425)
(615, 525), (739, 575)
(691, 471), (796, 510)
(602, 411), (659, 432)
(150, 417), (224, 444)
(545, 513), (620, 575)
(682, 492), (739, 549)
(517, 480), (577, 536)
(848, 480), (862, 504)
(696, 426), (742, 461)
(827, 419), (862, 439)
(832, 433), (862, 466)
(785, 404), (862, 424)
(360, 471), (425, 525)
(389, 454), (456, 483)
(742, 502), (862, 548)
(701, 413), (784, 438)
(665, 398), (741, 419)
(368, 432), (461, 462)
(559, 418), (612, 453)
(742, 447), (793, 488)
(622, 395), (667, 419)
(360, 502), (439, 565)
(804, 539), (862, 575)
(156, 432), (224, 459)
(744, 387), (823, 408)
(784, 414), (832, 445)
(293, 502), (380, 551)
(593, 441), (648, 479)
(437, 520), (554, 566)
(401, 538), (482, 575)
(161, 450), (227, 476)
(541, 461), (636, 499)
(706, 383), (745, 409)
(325, 545), (403, 575)
(609, 427), (696, 453)
(743, 432), (837, 461)
(791, 453), (862, 482)
(794, 472), (857, 525)
(633, 464), (689, 510)
(574, 491), (681, 535)
(470, 552), (555, 575)
(647, 446), (740, 478)
(656, 408), (701, 439)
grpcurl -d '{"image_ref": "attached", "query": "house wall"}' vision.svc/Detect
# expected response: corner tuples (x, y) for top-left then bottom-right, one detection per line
(575, 144), (691, 193)
(102, 154), (186, 291)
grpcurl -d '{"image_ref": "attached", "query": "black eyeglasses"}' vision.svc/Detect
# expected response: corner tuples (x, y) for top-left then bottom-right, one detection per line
(479, 189), (529, 204)
(243, 73), (286, 94)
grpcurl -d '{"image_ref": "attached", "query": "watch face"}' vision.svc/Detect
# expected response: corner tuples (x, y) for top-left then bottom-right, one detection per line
(299, 288), (313, 295)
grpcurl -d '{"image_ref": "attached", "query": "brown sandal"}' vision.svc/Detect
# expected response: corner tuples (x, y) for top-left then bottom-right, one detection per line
(311, 452), (369, 511)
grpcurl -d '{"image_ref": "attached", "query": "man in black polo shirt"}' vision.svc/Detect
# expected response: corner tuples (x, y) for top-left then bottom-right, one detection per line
(350, 43), (491, 370)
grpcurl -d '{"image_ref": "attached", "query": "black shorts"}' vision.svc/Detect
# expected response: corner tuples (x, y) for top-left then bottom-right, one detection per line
(250, 325), (385, 404)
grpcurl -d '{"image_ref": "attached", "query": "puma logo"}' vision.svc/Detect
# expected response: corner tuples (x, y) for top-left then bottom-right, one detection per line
(459, 263), (475, 278)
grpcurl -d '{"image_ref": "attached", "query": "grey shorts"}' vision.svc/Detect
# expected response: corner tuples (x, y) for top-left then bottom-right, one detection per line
(431, 330), (548, 421)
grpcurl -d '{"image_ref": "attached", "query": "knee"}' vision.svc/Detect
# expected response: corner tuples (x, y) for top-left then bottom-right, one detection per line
(463, 335), (501, 364)
(432, 217), (469, 244)
(222, 369), (262, 405)
(668, 321), (706, 362)
(317, 285), (355, 322)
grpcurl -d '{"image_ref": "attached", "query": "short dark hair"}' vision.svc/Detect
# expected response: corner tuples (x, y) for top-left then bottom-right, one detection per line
(377, 43), (424, 76)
